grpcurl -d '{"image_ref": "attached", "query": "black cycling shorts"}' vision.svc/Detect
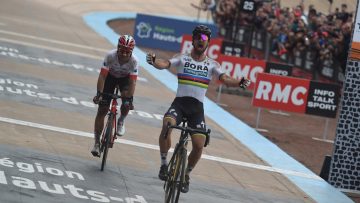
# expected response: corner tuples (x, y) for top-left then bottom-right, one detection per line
(101, 73), (129, 106)
(164, 97), (206, 133)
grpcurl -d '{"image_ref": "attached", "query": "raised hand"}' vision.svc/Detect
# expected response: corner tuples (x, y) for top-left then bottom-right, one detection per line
(239, 77), (251, 89)
(146, 53), (156, 65)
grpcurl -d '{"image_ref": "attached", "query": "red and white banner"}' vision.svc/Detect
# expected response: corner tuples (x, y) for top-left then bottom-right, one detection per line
(218, 55), (266, 89)
(180, 35), (223, 60)
(252, 73), (309, 113)
(252, 73), (340, 118)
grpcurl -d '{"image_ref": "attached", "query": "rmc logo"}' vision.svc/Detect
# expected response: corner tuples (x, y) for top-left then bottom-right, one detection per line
(218, 55), (266, 89)
(252, 73), (310, 113)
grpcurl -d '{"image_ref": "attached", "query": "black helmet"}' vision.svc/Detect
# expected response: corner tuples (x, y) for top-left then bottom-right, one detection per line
(192, 25), (211, 39)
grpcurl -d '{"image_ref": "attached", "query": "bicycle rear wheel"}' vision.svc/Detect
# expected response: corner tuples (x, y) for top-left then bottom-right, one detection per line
(164, 151), (183, 203)
(101, 114), (113, 171)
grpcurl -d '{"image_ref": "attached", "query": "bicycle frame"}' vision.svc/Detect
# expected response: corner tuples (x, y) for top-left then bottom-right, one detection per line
(99, 87), (121, 171)
(108, 94), (119, 147)
(164, 121), (188, 203)
(163, 120), (211, 203)
(100, 89), (119, 149)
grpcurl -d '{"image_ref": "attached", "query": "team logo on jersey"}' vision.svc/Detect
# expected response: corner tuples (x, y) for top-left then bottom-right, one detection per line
(184, 57), (192, 62)
(136, 22), (152, 38)
(184, 62), (208, 77)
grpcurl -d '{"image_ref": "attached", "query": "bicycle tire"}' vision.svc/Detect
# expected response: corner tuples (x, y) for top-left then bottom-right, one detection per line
(174, 148), (187, 202)
(101, 114), (113, 171)
(164, 155), (176, 203)
(164, 151), (182, 203)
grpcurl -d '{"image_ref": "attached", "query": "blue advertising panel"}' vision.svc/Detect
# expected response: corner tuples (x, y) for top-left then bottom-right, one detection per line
(133, 14), (218, 51)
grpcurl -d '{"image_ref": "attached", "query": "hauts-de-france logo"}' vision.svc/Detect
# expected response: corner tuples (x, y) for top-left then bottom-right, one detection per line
(136, 22), (152, 38)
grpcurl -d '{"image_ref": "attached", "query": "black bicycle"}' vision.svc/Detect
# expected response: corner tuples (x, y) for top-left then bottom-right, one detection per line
(163, 119), (210, 203)
(98, 88), (122, 171)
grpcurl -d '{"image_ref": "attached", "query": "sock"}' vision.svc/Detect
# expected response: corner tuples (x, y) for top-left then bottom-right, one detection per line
(119, 115), (126, 123)
(185, 165), (193, 176)
(120, 103), (130, 123)
(118, 117), (125, 126)
(94, 132), (100, 143)
(160, 152), (168, 166)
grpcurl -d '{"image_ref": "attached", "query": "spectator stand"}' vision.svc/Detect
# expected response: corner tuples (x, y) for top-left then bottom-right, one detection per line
(214, 0), (353, 85)
(211, 0), (354, 135)
(191, 0), (217, 23)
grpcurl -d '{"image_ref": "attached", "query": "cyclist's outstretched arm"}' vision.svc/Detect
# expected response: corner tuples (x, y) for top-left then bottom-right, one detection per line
(126, 78), (136, 97)
(219, 74), (251, 89)
(97, 67), (108, 93)
(93, 67), (108, 104)
(146, 52), (171, 70)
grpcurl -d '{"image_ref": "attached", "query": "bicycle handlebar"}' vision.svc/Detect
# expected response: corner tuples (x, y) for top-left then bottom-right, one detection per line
(166, 124), (211, 147)
(168, 125), (211, 136)
(99, 92), (122, 100)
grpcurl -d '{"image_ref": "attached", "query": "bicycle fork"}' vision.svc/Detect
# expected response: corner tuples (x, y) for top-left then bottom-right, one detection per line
(179, 141), (188, 190)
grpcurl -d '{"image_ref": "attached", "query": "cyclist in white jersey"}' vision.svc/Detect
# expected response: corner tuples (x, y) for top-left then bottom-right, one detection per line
(91, 35), (139, 157)
(146, 25), (250, 193)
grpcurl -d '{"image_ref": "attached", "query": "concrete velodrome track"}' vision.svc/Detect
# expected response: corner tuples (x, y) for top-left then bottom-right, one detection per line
(0, 0), (354, 202)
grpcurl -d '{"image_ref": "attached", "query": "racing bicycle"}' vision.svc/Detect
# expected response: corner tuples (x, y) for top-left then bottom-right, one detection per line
(163, 118), (211, 203)
(98, 88), (122, 171)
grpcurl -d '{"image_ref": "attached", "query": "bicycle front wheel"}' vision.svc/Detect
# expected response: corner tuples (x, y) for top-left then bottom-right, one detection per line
(101, 114), (113, 171)
(174, 148), (187, 202)
(164, 150), (183, 203)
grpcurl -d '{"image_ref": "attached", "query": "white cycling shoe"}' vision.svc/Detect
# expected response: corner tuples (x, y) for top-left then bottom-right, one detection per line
(116, 121), (125, 136)
(91, 143), (100, 157)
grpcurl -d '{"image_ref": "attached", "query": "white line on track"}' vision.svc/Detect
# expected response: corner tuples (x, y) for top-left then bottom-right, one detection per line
(312, 137), (334, 143)
(0, 37), (102, 60)
(0, 29), (108, 52)
(0, 116), (322, 180)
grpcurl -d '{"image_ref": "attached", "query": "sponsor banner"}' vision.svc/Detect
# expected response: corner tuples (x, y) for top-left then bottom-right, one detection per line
(218, 55), (266, 89)
(265, 62), (292, 76)
(303, 50), (316, 72)
(290, 49), (317, 73)
(134, 14), (217, 52)
(292, 49), (306, 70)
(221, 40), (245, 57)
(180, 34), (223, 59)
(349, 3), (360, 61)
(234, 27), (252, 45)
(251, 30), (266, 51)
(231, 27), (266, 52)
(252, 73), (309, 113)
(306, 81), (340, 118)
(319, 58), (339, 80)
(252, 73), (340, 118)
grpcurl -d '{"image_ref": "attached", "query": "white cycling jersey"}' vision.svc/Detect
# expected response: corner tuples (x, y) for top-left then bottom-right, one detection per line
(169, 53), (224, 103)
(103, 49), (139, 78)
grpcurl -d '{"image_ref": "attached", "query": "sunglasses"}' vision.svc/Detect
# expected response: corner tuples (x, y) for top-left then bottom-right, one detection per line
(193, 34), (209, 41)
(118, 47), (132, 55)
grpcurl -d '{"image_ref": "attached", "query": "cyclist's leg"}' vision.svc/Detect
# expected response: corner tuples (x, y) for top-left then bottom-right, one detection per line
(117, 76), (134, 136)
(91, 75), (115, 156)
(182, 99), (206, 192)
(158, 98), (182, 180)
(187, 133), (206, 170)
(91, 105), (108, 157)
(185, 97), (206, 170)
(94, 105), (109, 141)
